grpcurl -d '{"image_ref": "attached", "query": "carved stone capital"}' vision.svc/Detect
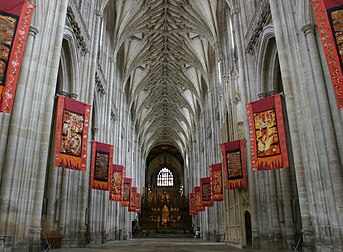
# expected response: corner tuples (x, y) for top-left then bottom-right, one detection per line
(258, 92), (267, 99)
(92, 128), (99, 139)
(29, 26), (39, 37)
(267, 90), (278, 96)
(70, 93), (78, 99)
(301, 23), (316, 36)
(96, 10), (103, 17)
(57, 91), (69, 97)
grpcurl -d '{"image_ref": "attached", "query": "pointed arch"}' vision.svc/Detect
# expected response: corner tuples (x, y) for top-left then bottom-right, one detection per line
(60, 27), (81, 95)
(256, 24), (280, 96)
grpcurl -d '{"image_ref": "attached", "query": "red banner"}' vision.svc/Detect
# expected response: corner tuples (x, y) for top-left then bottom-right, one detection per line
(54, 95), (91, 171)
(194, 186), (204, 212)
(0, 0), (35, 113)
(200, 177), (213, 206)
(136, 193), (142, 213)
(90, 141), (113, 190)
(109, 164), (125, 202)
(210, 163), (224, 201)
(247, 93), (289, 171)
(311, 0), (343, 109)
(120, 178), (132, 207)
(129, 186), (137, 212)
(221, 140), (247, 189)
(189, 192), (195, 215)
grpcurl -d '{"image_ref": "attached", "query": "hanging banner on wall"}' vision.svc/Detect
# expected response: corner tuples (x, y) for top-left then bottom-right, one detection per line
(90, 141), (113, 190)
(194, 186), (204, 212)
(189, 192), (195, 215)
(109, 164), (125, 202)
(120, 178), (132, 207)
(129, 186), (137, 212)
(54, 95), (91, 171)
(200, 177), (213, 207)
(0, 0), (35, 113)
(247, 93), (289, 171)
(221, 140), (247, 189)
(210, 163), (224, 201)
(136, 193), (142, 213)
(311, 0), (343, 109)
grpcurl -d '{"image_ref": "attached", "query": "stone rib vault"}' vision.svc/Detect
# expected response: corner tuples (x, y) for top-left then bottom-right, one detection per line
(111, 0), (218, 156)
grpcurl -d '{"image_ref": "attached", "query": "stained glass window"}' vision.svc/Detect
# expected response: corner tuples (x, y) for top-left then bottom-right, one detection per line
(157, 167), (173, 186)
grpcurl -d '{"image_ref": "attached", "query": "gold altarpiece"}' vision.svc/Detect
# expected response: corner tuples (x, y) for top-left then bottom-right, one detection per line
(139, 187), (191, 230)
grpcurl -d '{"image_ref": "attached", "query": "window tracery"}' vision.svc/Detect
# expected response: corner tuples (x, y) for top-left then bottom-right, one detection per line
(157, 167), (173, 187)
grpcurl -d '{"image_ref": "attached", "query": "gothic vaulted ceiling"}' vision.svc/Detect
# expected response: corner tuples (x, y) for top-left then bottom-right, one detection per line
(103, 0), (223, 157)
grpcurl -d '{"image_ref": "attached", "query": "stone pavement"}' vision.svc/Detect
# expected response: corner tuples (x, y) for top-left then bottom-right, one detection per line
(54, 238), (285, 252)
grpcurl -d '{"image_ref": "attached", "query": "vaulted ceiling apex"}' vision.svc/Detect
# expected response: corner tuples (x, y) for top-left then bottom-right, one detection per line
(105, 0), (218, 151)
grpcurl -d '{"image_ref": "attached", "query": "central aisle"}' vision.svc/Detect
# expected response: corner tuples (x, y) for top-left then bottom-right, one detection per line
(54, 238), (283, 252)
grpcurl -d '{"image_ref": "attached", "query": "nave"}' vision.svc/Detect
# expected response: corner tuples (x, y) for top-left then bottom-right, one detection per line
(0, 0), (342, 251)
(53, 238), (282, 252)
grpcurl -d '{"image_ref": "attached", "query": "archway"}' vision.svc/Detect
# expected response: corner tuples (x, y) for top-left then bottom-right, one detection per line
(139, 145), (191, 233)
(245, 211), (252, 247)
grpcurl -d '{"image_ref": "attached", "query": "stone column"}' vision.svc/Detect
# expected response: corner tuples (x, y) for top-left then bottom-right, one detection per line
(58, 168), (70, 240)
(269, 171), (281, 247)
(301, 23), (343, 249)
(0, 23), (40, 252)
(87, 127), (98, 241)
(102, 192), (108, 243)
(269, 89), (297, 246)
(86, 10), (103, 106)
(92, 127), (99, 140)
(78, 92), (90, 246)
(0, 115), (10, 181)
(269, 2), (313, 251)
(230, 6), (261, 247)
(23, 25), (44, 251)
(44, 91), (68, 233)
(85, 8), (103, 243)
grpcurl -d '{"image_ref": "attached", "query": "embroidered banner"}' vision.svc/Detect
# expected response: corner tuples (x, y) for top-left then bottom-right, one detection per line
(54, 95), (91, 171)
(109, 164), (125, 202)
(120, 178), (132, 207)
(247, 93), (289, 171)
(189, 192), (195, 215)
(210, 163), (224, 201)
(90, 141), (113, 190)
(0, 0), (35, 113)
(311, 0), (343, 109)
(192, 188), (198, 215)
(221, 140), (247, 189)
(194, 186), (204, 212)
(129, 186), (137, 212)
(200, 177), (213, 207)
(136, 193), (142, 213)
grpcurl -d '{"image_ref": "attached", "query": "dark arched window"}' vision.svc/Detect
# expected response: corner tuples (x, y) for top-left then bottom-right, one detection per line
(157, 168), (173, 186)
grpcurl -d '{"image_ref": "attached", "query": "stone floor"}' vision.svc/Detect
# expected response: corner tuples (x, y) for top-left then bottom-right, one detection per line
(53, 238), (286, 252)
